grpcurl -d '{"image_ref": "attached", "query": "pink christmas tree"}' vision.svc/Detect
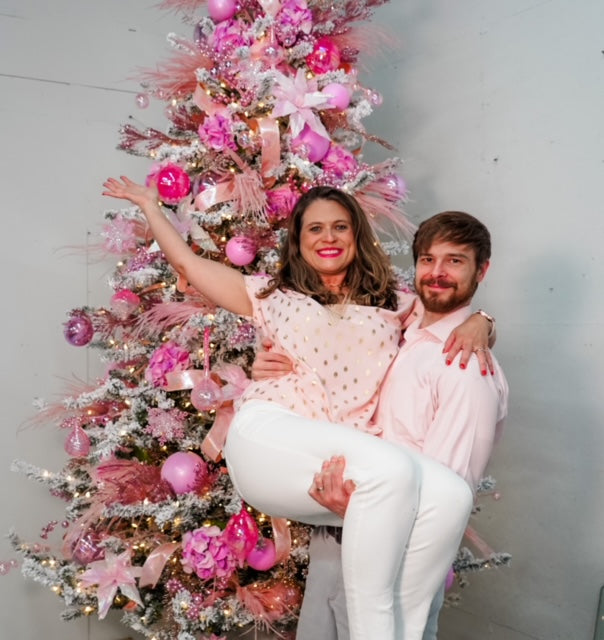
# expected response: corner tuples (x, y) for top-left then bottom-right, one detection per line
(10, 1), (414, 638)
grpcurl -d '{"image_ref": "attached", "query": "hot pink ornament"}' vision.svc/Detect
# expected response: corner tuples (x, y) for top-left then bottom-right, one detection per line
(306, 38), (341, 74)
(225, 236), (257, 266)
(292, 124), (331, 163)
(191, 376), (223, 412)
(64, 312), (94, 347)
(65, 423), (91, 457)
(110, 289), (141, 320)
(161, 451), (207, 494)
(322, 83), (351, 110)
(208, 0), (238, 22)
(156, 164), (191, 205)
(224, 509), (260, 561)
(246, 536), (277, 571)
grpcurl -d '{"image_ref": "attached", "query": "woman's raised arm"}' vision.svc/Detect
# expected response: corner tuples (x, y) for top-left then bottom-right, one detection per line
(103, 176), (252, 317)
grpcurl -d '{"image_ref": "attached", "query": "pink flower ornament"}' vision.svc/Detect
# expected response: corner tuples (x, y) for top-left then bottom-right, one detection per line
(145, 341), (191, 388)
(321, 145), (359, 179)
(198, 113), (237, 151)
(181, 526), (238, 581)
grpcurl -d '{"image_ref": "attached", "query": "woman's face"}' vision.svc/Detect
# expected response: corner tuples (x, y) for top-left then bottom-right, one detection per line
(299, 199), (356, 282)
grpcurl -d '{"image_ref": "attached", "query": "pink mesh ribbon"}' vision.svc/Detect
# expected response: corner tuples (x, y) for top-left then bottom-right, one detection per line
(139, 542), (180, 588)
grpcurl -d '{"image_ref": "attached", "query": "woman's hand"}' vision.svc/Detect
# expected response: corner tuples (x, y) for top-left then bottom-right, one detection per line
(443, 313), (494, 375)
(102, 176), (158, 210)
(308, 456), (356, 519)
(251, 339), (294, 380)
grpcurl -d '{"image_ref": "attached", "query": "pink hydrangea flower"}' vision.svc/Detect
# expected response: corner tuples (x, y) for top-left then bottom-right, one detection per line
(145, 341), (191, 387)
(321, 145), (359, 178)
(198, 113), (237, 152)
(211, 19), (251, 55)
(266, 185), (300, 221)
(181, 526), (237, 581)
(275, 0), (313, 46)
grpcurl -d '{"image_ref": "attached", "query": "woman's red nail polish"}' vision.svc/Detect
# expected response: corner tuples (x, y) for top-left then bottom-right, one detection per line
(446, 359), (452, 366)
(460, 363), (466, 370)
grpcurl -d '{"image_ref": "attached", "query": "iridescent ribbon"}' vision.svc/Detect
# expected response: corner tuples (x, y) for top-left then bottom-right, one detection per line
(139, 542), (180, 588)
(271, 516), (292, 564)
(255, 117), (281, 182)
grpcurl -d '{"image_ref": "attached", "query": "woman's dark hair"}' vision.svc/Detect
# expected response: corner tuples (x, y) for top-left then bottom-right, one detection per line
(258, 186), (399, 310)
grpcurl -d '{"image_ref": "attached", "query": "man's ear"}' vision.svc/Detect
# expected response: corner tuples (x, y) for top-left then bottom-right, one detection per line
(476, 259), (490, 283)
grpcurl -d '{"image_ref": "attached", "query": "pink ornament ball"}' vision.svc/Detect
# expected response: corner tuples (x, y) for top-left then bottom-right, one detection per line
(110, 289), (141, 320)
(72, 531), (105, 565)
(191, 376), (223, 412)
(161, 451), (207, 494)
(135, 93), (150, 109)
(208, 0), (238, 22)
(322, 83), (351, 110)
(64, 312), (94, 347)
(225, 236), (257, 266)
(156, 164), (191, 205)
(382, 173), (407, 199)
(224, 509), (260, 560)
(306, 38), (341, 74)
(246, 537), (277, 571)
(292, 124), (331, 163)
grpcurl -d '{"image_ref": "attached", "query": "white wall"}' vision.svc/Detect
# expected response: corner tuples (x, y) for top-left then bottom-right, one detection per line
(1, 1), (602, 639)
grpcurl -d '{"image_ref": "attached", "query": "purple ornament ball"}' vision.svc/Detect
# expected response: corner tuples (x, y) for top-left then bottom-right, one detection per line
(225, 236), (257, 266)
(208, 0), (238, 22)
(161, 451), (207, 494)
(292, 125), (331, 163)
(382, 173), (407, 199)
(64, 313), (94, 347)
(156, 164), (191, 205)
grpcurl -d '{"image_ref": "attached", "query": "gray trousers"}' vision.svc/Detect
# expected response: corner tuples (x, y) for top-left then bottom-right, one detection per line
(296, 528), (445, 640)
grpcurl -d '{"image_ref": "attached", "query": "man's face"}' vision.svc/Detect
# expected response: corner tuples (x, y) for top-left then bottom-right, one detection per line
(414, 240), (489, 314)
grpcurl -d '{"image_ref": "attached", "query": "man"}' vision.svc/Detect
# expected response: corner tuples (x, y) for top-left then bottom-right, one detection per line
(253, 211), (509, 640)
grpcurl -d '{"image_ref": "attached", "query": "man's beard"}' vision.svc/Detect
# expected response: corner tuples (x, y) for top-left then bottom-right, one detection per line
(417, 277), (478, 313)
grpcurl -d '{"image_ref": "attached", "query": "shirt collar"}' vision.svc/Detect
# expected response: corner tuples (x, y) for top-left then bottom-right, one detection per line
(404, 304), (473, 344)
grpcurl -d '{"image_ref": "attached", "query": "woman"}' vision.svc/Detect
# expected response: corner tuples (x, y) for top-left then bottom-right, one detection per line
(103, 178), (489, 640)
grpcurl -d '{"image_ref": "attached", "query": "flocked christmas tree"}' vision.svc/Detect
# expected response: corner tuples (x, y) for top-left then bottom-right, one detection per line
(8, 1), (420, 638)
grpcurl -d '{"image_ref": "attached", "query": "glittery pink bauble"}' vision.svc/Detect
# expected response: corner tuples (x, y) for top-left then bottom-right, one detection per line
(246, 537), (277, 571)
(306, 38), (341, 74)
(64, 313), (94, 347)
(135, 93), (150, 109)
(292, 124), (331, 163)
(191, 376), (223, 412)
(156, 164), (192, 205)
(322, 83), (351, 110)
(208, 0), (238, 22)
(65, 423), (90, 457)
(72, 531), (105, 565)
(381, 173), (407, 199)
(161, 451), (207, 494)
(225, 236), (257, 266)
(110, 289), (141, 320)
(224, 510), (260, 560)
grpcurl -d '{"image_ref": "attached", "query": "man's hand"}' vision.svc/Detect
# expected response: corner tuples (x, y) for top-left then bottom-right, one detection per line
(251, 339), (294, 380)
(308, 456), (356, 519)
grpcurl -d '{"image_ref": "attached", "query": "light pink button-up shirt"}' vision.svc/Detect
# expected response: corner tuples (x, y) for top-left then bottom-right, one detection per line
(374, 305), (509, 492)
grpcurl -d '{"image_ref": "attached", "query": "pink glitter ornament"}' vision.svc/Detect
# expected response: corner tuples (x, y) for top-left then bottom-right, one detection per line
(191, 376), (223, 412)
(64, 312), (94, 347)
(246, 537), (277, 571)
(156, 164), (191, 205)
(225, 236), (257, 266)
(224, 509), (260, 562)
(72, 531), (105, 565)
(321, 83), (351, 110)
(135, 93), (150, 109)
(64, 423), (90, 457)
(292, 124), (331, 163)
(381, 173), (407, 199)
(161, 451), (207, 494)
(306, 38), (341, 74)
(110, 289), (141, 320)
(208, 0), (238, 22)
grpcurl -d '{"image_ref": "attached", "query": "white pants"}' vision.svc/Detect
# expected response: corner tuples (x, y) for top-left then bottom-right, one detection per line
(296, 528), (445, 640)
(224, 401), (473, 640)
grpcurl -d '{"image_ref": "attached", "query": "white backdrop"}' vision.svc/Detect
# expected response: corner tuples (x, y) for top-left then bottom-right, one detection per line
(1, 1), (603, 639)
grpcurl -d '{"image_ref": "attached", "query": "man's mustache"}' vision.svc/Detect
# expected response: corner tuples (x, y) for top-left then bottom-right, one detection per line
(419, 278), (456, 289)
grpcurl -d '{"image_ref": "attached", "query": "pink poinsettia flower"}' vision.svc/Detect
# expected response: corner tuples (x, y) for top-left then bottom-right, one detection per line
(101, 215), (138, 254)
